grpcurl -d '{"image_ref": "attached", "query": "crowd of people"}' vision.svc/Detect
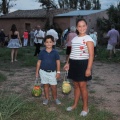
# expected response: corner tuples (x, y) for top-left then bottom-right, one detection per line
(0, 18), (120, 117)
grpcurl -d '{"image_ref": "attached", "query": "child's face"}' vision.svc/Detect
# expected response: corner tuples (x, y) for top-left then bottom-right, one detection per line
(44, 38), (54, 49)
(77, 20), (87, 36)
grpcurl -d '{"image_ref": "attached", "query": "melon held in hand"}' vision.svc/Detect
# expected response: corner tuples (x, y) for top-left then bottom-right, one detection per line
(62, 81), (71, 94)
(32, 85), (42, 97)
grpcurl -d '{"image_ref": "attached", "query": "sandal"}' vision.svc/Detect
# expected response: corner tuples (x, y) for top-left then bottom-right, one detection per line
(80, 109), (89, 117)
(66, 106), (75, 112)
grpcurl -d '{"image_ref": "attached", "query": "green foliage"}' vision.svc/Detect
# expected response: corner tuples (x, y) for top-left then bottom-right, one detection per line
(97, 3), (120, 33)
(97, 3), (120, 44)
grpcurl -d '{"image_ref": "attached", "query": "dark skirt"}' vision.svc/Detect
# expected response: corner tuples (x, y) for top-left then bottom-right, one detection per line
(68, 59), (92, 82)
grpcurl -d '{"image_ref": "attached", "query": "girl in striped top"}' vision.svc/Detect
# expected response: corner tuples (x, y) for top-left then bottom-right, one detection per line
(64, 18), (94, 117)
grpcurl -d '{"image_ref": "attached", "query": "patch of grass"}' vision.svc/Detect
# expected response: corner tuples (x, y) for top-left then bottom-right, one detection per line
(12, 102), (58, 120)
(0, 93), (25, 120)
(0, 72), (7, 82)
(95, 46), (120, 63)
(58, 98), (115, 120)
(0, 47), (37, 70)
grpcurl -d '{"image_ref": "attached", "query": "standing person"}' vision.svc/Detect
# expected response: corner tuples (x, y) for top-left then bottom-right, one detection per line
(106, 25), (120, 59)
(23, 30), (28, 46)
(35, 35), (61, 105)
(65, 26), (77, 62)
(0, 29), (6, 47)
(89, 28), (97, 57)
(7, 24), (22, 62)
(46, 25), (58, 49)
(29, 29), (35, 46)
(34, 25), (44, 56)
(61, 28), (68, 48)
(64, 18), (94, 117)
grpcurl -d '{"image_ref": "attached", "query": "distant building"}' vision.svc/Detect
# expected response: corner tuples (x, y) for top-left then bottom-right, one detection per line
(54, 9), (108, 33)
(0, 9), (72, 37)
(0, 9), (108, 37)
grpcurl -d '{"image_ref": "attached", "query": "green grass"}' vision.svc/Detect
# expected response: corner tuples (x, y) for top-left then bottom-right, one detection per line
(0, 72), (7, 82)
(0, 46), (37, 70)
(95, 46), (120, 63)
(0, 93), (25, 120)
(0, 94), (115, 120)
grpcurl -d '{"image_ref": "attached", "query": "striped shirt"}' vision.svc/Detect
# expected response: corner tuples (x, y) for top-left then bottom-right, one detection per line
(70, 35), (94, 60)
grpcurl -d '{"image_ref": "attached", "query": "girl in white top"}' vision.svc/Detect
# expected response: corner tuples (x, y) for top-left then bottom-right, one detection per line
(64, 18), (94, 117)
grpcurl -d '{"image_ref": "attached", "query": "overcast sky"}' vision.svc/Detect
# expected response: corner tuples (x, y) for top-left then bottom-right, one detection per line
(1, 0), (119, 12)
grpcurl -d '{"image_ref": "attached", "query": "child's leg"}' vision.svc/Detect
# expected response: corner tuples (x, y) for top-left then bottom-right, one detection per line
(11, 48), (14, 62)
(14, 48), (18, 60)
(50, 85), (57, 100)
(43, 84), (50, 100)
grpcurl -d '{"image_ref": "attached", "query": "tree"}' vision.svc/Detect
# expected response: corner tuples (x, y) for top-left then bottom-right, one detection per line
(58, 0), (101, 10)
(97, 3), (120, 44)
(0, 0), (15, 14)
(38, 0), (58, 30)
(97, 4), (120, 33)
(39, 0), (58, 10)
(92, 0), (101, 10)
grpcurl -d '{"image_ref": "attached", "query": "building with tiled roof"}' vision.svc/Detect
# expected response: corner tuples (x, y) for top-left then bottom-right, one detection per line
(0, 9), (108, 43)
(0, 9), (72, 37)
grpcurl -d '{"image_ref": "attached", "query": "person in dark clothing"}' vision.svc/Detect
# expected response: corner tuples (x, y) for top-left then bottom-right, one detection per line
(34, 25), (44, 56)
(0, 29), (6, 47)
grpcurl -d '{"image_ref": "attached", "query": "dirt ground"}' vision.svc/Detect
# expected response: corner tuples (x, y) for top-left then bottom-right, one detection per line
(0, 56), (120, 119)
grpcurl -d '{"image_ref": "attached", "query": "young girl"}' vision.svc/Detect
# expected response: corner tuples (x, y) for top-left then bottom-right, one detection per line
(7, 24), (21, 62)
(64, 18), (94, 117)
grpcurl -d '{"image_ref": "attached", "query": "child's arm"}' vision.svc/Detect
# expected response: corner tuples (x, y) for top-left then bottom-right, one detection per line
(86, 41), (94, 77)
(63, 55), (70, 71)
(36, 60), (41, 78)
(56, 60), (60, 79)
(17, 32), (22, 44)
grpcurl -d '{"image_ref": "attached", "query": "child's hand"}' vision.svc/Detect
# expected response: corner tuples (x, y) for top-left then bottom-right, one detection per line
(85, 68), (91, 77)
(63, 63), (69, 71)
(36, 73), (39, 78)
(56, 73), (60, 79)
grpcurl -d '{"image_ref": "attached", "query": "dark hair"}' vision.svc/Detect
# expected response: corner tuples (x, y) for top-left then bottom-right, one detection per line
(111, 24), (115, 28)
(76, 18), (87, 35)
(76, 18), (87, 26)
(11, 24), (17, 33)
(44, 35), (54, 42)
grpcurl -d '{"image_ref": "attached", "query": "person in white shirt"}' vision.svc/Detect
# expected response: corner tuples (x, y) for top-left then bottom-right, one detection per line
(34, 25), (44, 56)
(46, 25), (58, 48)
(64, 18), (94, 117)
(89, 29), (97, 57)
